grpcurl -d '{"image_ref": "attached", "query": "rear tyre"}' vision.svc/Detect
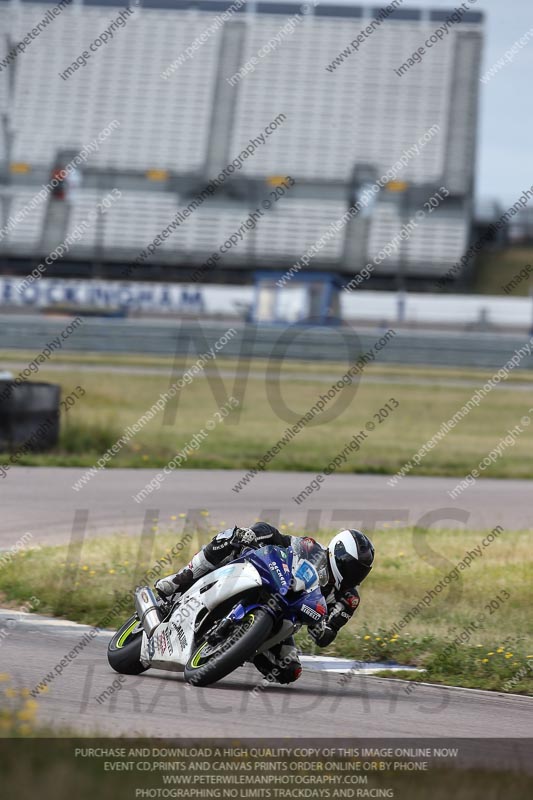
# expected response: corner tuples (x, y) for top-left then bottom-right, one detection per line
(107, 615), (150, 675)
(184, 608), (273, 687)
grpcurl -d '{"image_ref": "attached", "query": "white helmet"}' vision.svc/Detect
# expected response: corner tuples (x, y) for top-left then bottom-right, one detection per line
(327, 529), (374, 589)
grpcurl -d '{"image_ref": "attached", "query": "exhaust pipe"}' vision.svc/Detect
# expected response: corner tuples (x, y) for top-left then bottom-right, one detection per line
(134, 586), (162, 637)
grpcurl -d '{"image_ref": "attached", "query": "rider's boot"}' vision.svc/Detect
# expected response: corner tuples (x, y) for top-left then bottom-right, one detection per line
(155, 549), (212, 597)
(253, 637), (302, 684)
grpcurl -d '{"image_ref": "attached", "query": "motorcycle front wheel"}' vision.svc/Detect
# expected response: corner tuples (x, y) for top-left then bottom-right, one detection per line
(184, 607), (273, 687)
(107, 614), (150, 675)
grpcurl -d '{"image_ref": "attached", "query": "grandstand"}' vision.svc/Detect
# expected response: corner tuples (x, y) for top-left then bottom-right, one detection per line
(0, 0), (484, 287)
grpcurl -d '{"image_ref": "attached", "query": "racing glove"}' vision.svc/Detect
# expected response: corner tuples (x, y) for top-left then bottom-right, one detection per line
(309, 594), (359, 647)
(308, 619), (337, 647)
(231, 526), (258, 549)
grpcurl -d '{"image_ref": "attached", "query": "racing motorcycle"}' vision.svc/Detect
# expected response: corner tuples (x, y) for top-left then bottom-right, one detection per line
(107, 539), (328, 686)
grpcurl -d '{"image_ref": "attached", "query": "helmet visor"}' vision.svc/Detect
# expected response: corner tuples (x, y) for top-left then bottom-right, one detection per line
(337, 556), (372, 588)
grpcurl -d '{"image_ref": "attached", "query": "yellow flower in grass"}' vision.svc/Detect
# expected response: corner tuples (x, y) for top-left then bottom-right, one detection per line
(108, 569), (116, 575)
(487, 652), (494, 656)
(527, 655), (533, 659)
(375, 637), (381, 641)
(481, 659), (489, 663)
(89, 571), (96, 577)
(17, 708), (36, 722)
(179, 513), (186, 518)
(505, 653), (513, 659)
(389, 639), (396, 643)
(82, 566), (89, 571)
(364, 635), (371, 641)
(496, 648), (504, 653)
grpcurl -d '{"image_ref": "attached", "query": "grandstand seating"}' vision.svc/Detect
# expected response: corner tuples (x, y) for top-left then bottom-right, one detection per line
(9, 3), (222, 172)
(367, 201), (469, 275)
(65, 191), (346, 261)
(232, 15), (455, 185)
(0, 0), (484, 279)
(2, 188), (47, 246)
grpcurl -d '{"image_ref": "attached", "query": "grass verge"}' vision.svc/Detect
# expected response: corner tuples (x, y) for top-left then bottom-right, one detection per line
(2, 356), (533, 479)
(2, 523), (531, 695)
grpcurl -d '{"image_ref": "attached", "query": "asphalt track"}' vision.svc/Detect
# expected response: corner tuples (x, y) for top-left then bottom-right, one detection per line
(1, 467), (531, 548)
(1, 610), (532, 763)
(4, 359), (533, 392)
(1, 471), (532, 764)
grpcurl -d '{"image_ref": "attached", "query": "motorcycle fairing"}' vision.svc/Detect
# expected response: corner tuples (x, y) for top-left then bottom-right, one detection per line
(139, 560), (262, 669)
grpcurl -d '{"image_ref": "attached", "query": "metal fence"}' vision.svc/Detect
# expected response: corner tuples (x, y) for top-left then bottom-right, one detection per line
(1, 315), (533, 371)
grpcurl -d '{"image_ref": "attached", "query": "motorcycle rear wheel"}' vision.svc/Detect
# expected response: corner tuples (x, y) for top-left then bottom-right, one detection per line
(184, 608), (273, 687)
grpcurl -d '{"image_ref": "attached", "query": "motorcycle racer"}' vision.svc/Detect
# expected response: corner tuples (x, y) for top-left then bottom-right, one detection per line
(155, 522), (374, 685)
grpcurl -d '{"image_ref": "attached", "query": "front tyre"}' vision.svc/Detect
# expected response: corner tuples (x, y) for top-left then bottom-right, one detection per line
(184, 608), (273, 687)
(107, 615), (150, 675)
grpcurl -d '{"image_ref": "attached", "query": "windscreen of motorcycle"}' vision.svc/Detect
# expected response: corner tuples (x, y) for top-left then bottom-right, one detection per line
(291, 538), (328, 589)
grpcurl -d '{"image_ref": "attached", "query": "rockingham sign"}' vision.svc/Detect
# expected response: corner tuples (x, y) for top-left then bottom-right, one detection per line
(0, 277), (208, 314)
